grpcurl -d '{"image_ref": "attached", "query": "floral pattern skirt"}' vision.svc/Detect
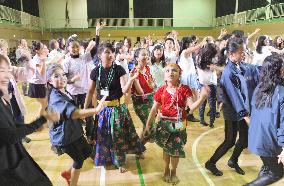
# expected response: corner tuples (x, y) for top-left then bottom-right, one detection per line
(132, 93), (154, 129)
(155, 120), (187, 158)
(94, 103), (146, 167)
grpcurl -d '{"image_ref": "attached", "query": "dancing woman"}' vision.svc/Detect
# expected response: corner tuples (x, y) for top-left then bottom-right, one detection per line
(84, 43), (145, 173)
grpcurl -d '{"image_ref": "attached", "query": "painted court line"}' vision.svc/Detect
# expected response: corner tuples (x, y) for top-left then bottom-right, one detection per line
(94, 166), (106, 186)
(192, 126), (224, 186)
(135, 158), (145, 186)
(100, 166), (106, 186)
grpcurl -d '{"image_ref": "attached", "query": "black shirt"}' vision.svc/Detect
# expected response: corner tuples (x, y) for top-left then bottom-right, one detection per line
(90, 63), (126, 101)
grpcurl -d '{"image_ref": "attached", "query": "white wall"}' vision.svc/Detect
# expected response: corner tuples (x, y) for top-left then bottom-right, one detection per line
(38, 0), (88, 29)
(173, 0), (216, 27)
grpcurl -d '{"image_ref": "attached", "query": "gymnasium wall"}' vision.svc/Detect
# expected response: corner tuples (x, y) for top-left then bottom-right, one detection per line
(0, 24), (53, 48)
(2, 19), (284, 48)
(38, 0), (215, 28)
(173, 0), (216, 27)
(38, 0), (88, 29)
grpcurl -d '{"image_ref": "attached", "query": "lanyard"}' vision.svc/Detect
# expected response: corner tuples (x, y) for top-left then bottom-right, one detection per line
(98, 64), (115, 90)
(162, 85), (182, 122)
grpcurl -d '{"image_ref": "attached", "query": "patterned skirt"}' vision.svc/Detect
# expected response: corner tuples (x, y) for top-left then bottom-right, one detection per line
(94, 103), (146, 167)
(132, 93), (154, 129)
(155, 120), (187, 158)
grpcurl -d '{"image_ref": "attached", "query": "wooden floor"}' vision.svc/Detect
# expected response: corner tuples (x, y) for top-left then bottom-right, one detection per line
(23, 95), (284, 186)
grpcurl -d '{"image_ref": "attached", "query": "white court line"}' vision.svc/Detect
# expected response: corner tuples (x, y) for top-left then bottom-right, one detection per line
(94, 166), (106, 186)
(191, 126), (224, 186)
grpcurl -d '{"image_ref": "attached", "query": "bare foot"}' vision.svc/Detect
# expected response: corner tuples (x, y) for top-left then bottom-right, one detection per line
(171, 175), (180, 185)
(162, 168), (171, 183)
(136, 153), (145, 159)
(119, 166), (127, 173)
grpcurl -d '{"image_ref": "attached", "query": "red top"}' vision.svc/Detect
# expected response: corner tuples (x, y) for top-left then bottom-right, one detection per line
(154, 84), (192, 119)
(132, 66), (154, 94)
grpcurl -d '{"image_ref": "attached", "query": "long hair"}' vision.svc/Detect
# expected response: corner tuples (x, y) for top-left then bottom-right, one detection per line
(273, 36), (283, 50)
(256, 36), (267, 54)
(197, 43), (217, 70)
(151, 44), (166, 67)
(255, 54), (284, 109)
(180, 37), (193, 55)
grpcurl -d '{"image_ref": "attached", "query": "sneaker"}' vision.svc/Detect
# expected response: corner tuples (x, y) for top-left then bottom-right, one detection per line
(61, 171), (71, 185)
(209, 124), (214, 128)
(200, 121), (209, 127)
(205, 161), (223, 176)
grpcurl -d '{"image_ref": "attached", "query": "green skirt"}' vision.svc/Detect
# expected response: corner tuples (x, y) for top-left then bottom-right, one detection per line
(132, 93), (154, 129)
(155, 120), (187, 158)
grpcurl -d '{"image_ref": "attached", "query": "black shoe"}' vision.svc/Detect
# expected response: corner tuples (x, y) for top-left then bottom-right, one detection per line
(227, 160), (245, 175)
(187, 114), (200, 122)
(244, 171), (282, 186)
(22, 137), (31, 143)
(209, 124), (214, 128)
(215, 112), (220, 118)
(200, 121), (209, 126)
(205, 161), (223, 176)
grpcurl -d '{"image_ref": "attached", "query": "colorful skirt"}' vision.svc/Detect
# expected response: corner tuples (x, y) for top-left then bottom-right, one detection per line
(155, 120), (187, 158)
(94, 103), (146, 167)
(132, 93), (154, 129)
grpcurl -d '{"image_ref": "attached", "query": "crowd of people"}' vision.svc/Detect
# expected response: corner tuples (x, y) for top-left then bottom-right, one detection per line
(1, 23), (284, 186)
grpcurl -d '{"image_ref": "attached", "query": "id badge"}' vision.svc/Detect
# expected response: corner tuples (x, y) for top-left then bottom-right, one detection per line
(175, 121), (183, 130)
(100, 89), (109, 96)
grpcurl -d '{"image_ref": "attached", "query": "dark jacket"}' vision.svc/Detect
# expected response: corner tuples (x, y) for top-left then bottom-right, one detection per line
(248, 85), (284, 157)
(48, 88), (83, 147)
(240, 62), (260, 107)
(221, 60), (250, 121)
(0, 91), (52, 186)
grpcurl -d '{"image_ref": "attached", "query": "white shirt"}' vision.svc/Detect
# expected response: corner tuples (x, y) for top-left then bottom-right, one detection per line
(178, 51), (197, 75)
(197, 68), (217, 86)
(252, 46), (272, 66)
(28, 54), (46, 84)
(164, 51), (178, 64)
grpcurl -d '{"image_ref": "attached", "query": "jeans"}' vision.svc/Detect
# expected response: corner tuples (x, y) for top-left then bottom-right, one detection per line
(199, 84), (217, 124)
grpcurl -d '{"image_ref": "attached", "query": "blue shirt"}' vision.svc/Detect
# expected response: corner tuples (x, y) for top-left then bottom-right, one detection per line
(48, 88), (83, 146)
(248, 85), (284, 157)
(221, 60), (250, 121)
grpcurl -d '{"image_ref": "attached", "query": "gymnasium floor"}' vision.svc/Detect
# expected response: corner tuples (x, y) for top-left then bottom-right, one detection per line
(23, 95), (284, 186)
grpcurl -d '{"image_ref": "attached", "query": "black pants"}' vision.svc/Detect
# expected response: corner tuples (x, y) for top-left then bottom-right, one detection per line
(73, 94), (95, 138)
(260, 156), (283, 177)
(209, 119), (248, 164)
